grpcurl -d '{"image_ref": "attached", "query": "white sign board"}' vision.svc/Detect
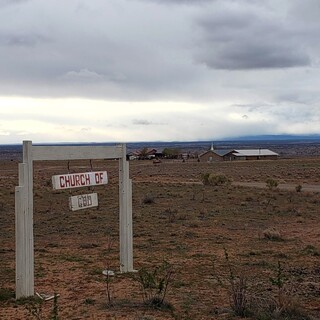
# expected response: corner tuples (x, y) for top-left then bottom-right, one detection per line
(69, 193), (99, 211)
(52, 171), (108, 190)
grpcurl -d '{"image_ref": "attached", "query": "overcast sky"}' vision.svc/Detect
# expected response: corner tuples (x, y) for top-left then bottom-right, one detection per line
(0, 0), (319, 143)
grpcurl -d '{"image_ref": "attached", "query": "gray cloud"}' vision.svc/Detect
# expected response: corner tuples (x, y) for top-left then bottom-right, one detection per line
(0, 0), (320, 141)
(132, 119), (153, 125)
(277, 92), (320, 105)
(139, 0), (212, 5)
(61, 69), (105, 82)
(132, 119), (165, 126)
(0, 0), (318, 101)
(81, 127), (92, 132)
(195, 2), (311, 69)
(231, 103), (273, 112)
(230, 102), (320, 124)
(60, 69), (127, 83)
(0, 33), (49, 47)
(0, 0), (29, 7)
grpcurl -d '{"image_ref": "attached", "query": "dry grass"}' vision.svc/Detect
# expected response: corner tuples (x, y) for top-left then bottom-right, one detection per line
(0, 158), (320, 319)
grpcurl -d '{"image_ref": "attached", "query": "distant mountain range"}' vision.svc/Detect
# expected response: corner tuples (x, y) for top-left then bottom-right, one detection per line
(1, 134), (320, 147)
(225, 134), (320, 141)
(1, 134), (320, 160)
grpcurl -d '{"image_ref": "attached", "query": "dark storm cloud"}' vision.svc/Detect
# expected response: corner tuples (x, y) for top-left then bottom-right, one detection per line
(1, 0), (320, 143)
(0, 0), (320, 108)
(198, 43), (309, 70)
(195, 2), (311, 69)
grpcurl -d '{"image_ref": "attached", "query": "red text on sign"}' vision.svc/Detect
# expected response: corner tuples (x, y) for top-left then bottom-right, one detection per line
(59, 173), (91, 188)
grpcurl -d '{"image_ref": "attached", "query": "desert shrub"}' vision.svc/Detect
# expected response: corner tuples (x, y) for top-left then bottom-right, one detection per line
(142, 194), (155, 204)
(177, 213), (188, 220)
(0, 201), (5, 213)
(251, 298), (312, 320)
(269, 261), (286, 300)
(295, 184), (302, 192)
(79, 243), (99, 249)
(254, 261), (312, 320)
(51, 293), (59, 320)
(263, 227), (283, 241)
(164, 208), (178, 222)
(212, 255), (312, 320)
(212, 250), (249, 317)
(84, 298), (95, 305)
(162, 147), (180, 159)
(23, 293), (59, 320)
(202, 172), (210, 185)
(0, 288), (15, 301)
(134, 261), (174, 309)
(230, 275), (248, 317)
(104, 235), (115, 306)
(24, 297), (44, 320)
(202, 173), (230, 186)
(303, 245), (320, 256)
(246, 262), (304, 319)
(224, 250), (248, 317)
(266, 178), (278, 190)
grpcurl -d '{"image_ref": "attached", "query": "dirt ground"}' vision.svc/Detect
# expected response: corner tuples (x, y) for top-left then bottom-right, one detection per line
(0, 157), (320, 320)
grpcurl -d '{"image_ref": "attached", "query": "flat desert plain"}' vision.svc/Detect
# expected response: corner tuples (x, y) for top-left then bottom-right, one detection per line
(0, 158), (319, 319)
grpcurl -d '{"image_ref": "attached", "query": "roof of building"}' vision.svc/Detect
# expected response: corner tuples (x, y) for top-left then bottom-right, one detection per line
(213, 149), (235, 156)
(200, 148), (278, 158)
(233, 149), (278, 157)
(199, 149), (233, 157)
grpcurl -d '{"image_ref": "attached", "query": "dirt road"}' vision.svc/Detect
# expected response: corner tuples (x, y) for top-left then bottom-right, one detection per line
(233, 181), (320, 192)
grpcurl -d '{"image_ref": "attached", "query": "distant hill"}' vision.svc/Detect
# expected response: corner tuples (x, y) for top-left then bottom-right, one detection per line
(1, 135), (320, 160)
(225, 134), (320, 141)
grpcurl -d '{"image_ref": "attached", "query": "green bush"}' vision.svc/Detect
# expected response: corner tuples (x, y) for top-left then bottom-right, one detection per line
(0, 288), (15, 301)
(202, 173), (230, 186)
(134, 261), (174, 309)
(212, 249), (249, 317)
(266, 178), (278, 190)
(142, 194), (155, 204)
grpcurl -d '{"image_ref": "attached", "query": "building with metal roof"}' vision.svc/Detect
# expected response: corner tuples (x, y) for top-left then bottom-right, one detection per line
(199, 148), (278, 162)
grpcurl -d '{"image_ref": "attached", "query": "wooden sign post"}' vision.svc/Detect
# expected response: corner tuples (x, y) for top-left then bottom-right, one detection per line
(15, 141), (133, 299)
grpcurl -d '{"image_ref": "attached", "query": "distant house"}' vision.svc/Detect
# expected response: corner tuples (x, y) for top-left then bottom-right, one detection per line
(141, 148), (157, 159)
(199, 149), (233, 162)
(127, 148), (162, 160)
(199, 147), (278, 162)
(126, 152), (138, 160)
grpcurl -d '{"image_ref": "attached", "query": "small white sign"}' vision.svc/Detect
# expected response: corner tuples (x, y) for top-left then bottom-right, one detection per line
(52, 171), (108, 190)
(69, 193), (99, 211)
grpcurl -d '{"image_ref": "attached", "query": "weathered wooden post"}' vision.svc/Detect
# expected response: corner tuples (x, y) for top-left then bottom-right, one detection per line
(119, 146), (134, 272)
(15, 164), (27, 298)
(15, 141), (34, 298)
